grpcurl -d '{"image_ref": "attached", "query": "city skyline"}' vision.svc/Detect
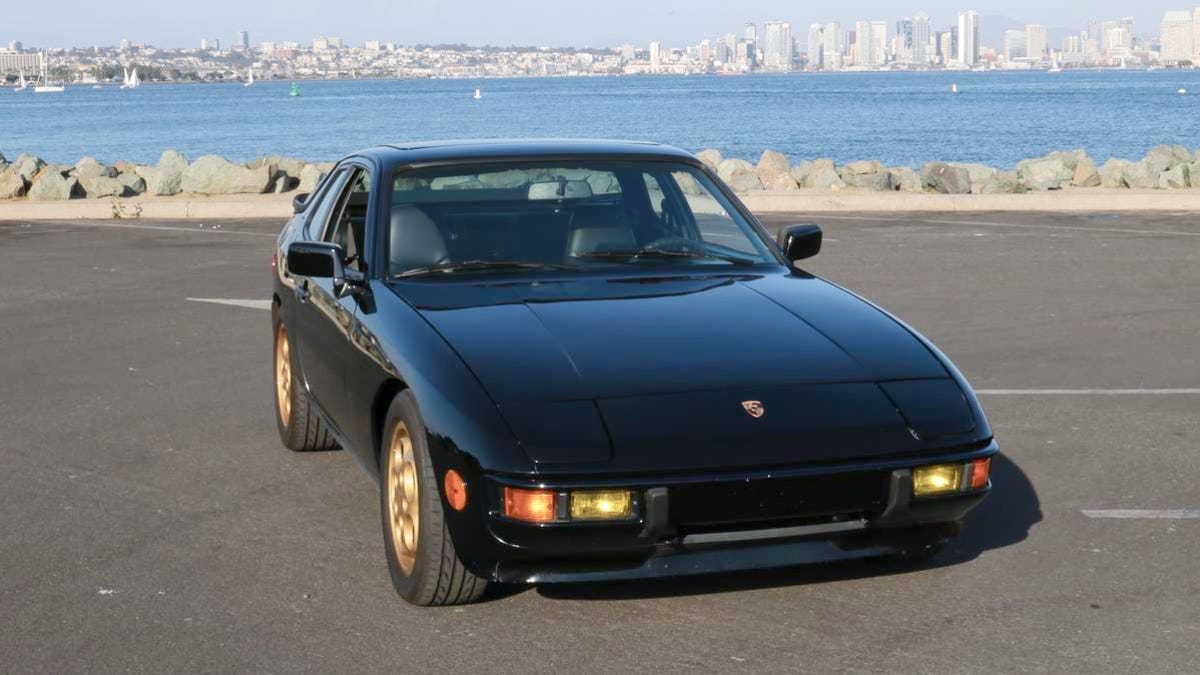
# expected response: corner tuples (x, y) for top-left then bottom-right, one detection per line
(2, 1), (1194, 49)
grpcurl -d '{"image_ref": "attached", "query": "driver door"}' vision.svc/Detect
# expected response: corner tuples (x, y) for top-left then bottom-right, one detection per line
(293, 166), (370, 430)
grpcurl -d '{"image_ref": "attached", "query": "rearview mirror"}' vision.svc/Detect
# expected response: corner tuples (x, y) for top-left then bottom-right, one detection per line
(287, 241), (345, 283)
(528, 179), (593, 201)
(292, 192), (310, 214)
(777, 224), (822, 263)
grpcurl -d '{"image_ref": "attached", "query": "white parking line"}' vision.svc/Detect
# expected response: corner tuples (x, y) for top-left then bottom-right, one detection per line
(186, 298), (272, 310)
(1082, 510), (1200, 519)
(977, 389), (1200, 395)
(30, 221), (277, 237)
(795, 213), (1200, 238)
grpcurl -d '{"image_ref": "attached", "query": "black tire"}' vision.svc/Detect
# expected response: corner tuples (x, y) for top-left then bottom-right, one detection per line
(273, 320), (338, 452)
(380, 391), (488, 606)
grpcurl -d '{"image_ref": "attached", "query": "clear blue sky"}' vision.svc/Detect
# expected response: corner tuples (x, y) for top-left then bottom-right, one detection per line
(5, 1), (1185, 48)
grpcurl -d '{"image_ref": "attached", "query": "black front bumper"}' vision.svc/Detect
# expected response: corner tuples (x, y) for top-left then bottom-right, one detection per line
(482, 442), (996, 584)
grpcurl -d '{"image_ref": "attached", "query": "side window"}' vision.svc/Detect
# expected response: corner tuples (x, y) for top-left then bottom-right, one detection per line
(306, 168), (352, 239)
(323, 168), (373, 272)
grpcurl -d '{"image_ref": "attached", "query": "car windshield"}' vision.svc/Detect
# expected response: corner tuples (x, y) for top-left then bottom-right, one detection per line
(386, 160), (775, 278)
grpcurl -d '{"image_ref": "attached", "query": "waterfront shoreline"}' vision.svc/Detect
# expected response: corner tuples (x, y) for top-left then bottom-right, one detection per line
(3, 189), (1200, 221)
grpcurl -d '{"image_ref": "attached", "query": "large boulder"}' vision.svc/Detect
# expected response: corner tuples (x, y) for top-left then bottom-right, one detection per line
(117, 172), (146, 195)
(1121, 161), (1158, 189)
(806, 159), (845, 191)
(28, 168), (77, 201)
(1189, 162), (1200, 188)
(181, 155), (272, 194)
(1158, 164), (1190, 189)
(843, 170), (894, 191)
(764, 173), (799, 190)
(695, 149), (722, 172)
(841, 160), (884, 177)
(789, 160), (813, 187)
(1143, 144), (1193, 173)
(920, 162), (971, 194)
(0, 166), (28, 199)
(136, 149), (188, 196)
(82, 176), (129, 198)
(1045, 149), (1087, 171)
(889, 167), (921, 193)
(297, 164), (328, 193)
(979, 171), (1024, 194)
(1099, 159), (1130, 188)
(13, 154), (46, 183)
(756, 150), (793, 189)
(1072, 157), (1102, 187)
(0, 151), (7, 173)
(717, 158), (763, 192)
(1017, 156), (1073, 191)
(74, 156), (117, 179)
(949, 163), (997, 194)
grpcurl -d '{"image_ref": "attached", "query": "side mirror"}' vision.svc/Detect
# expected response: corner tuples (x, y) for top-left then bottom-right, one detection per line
(287, 241), (345, 283)
(292, 192), (310, 214)
(777, 224), (822, 263)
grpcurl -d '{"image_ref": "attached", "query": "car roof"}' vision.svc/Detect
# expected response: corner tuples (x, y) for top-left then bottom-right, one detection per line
(351, 139), (700, 168)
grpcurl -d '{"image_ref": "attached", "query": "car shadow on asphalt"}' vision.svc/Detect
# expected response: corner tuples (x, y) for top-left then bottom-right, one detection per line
(528, 453), (1040, 602)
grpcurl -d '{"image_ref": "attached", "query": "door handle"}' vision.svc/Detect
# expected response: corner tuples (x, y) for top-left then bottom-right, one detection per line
(296, 280), (311, 303)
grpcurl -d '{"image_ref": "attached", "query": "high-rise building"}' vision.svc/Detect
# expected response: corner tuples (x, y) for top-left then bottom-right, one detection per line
(807, 24), (824, 68)
(853, 20), (873, 66)
(699, 39), (711, 64)
(1004, 30), (1027, 60)
(912, 14), (931, 64)
(1026, 24), (1047, 60)
(823, 22), (842, 70)
(1062, 35), (1081, 54)
(745, 23), (757, 43)
(649, 41), (661, 69)
(871, 22), (887, 65)
(364, 40), (381, 51)
(1160, 10), (1194, 63)
(200, 38), (220, 51)
(312, 37), (330, 51)
(957, 11), (980, 66)
(119, 38), (131, 51)
(763, 21), (792, 70)
(937, 31), (954, 65)
(895, 19), (914, 62)
(236, 30), (250, 50)
(620, 44), (635, 62)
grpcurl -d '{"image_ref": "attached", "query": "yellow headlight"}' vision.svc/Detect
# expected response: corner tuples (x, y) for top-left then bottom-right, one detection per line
(569, 490), (634, 520)
(912, 464), (964, 497)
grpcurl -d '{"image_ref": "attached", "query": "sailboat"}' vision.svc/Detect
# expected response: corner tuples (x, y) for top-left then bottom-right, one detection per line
(120, 67), (140, 89)
(14, 72), (28, 91)
(473, 88), (482, 100)
(1048, 54), (1062, 73)
(33, 53), (64, 93)
(244, 67), (255, 87)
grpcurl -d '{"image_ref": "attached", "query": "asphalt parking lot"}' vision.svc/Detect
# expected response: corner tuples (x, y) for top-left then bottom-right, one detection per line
(1, 211), (1197, 673)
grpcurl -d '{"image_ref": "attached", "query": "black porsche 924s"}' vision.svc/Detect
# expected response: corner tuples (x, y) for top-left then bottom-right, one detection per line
(270, 140), (997, 606)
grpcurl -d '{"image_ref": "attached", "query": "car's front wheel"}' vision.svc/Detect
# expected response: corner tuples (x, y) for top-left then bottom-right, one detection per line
(380, 391), (488, 606)
(273, 321), (337, 452)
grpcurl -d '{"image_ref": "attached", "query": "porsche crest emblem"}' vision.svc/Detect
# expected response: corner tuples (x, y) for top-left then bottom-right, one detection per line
(741, 400), (765, 418)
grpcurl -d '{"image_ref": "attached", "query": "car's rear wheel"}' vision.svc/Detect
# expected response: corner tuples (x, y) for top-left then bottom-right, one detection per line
(273, 321), (337, 452)
(381, 391), (488, 606)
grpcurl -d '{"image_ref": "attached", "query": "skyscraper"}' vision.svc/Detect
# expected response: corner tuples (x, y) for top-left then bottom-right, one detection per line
(806, 23), (825, 68)
(236, 30), (250, 50)
(957, 11), (980, 66)
(1004, 30), (1027, 60)
(823, 23), (842, 70)
(912, 14), (931, 64)
(1161, 11), (1194, 63)
(763, 21), (793, 70)
(871, 22), (887, 65)
(649, 41), (661, 69)
(853, 20), (874, 66)
(744, 23), (758, 43)
(1026, 25), (1047, 61)
(895, 19), (914, 62)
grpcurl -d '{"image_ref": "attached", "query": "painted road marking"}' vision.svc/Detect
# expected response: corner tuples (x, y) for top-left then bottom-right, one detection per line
(1082, 510), (1200, 519)
(22, 221), (277, 237)
(186, 298), (273, 310)
(977, 389), (1200, 395)
(797, 213), (1200, 238)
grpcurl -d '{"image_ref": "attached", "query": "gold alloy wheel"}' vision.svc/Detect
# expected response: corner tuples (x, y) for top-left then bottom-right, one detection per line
(274, 325), (292, 428)
(387, 422), (419, 575)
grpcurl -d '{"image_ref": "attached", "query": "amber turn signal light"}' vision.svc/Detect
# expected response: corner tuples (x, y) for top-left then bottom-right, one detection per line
(969, 458), (991, 490)
(503, 487), (557, 523)
(444, 470), (467, 511)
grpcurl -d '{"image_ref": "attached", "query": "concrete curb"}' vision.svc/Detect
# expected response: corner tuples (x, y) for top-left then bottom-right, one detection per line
(2, 189), (1200, 220)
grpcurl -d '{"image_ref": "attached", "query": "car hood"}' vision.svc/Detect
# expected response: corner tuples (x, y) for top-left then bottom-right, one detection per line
(393, 273), (980, 469)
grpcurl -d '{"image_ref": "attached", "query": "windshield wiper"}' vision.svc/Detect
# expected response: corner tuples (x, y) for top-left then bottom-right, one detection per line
(574, 247), (756, 267)
(395, 260), (579, 278)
